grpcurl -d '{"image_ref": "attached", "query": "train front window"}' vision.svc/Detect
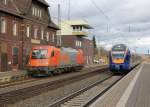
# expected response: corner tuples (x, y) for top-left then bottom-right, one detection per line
(112, 54), (124, 58)
(31, 49), (48, 59)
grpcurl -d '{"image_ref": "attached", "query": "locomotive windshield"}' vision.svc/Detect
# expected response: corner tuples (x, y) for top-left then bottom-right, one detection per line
(112, 44), (127, 51)
(112, 53), (124, 58)
(31, 49), (48, 59)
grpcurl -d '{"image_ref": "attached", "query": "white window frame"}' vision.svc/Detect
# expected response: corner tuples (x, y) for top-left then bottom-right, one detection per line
(75, 41), (78, 47)
(80, 41), (82, 47)
(0, 17), (6, 34)
(46, 32), (49, 41)
(52, 33), (55, 42)
(35, 7), (37, 16)
(32, 7), (35, 16)
(26, 25), (30, 38)
(13, 21), (17, 36)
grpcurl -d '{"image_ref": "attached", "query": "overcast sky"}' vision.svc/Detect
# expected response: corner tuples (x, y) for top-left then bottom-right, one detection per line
(47, 0), (150, 54)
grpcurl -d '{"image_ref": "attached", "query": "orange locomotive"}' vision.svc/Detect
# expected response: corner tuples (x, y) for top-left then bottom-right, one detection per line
(27, 46), (84, 76)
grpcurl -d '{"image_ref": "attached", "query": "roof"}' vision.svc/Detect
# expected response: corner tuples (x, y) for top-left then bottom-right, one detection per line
(64, 20), (93, 29)
(0, 0), (59, 30)
(0, 7), (23, 18)
(48, 22), (60, 30)
(37, 0), (49, 7)
(0, 1), (23, 18)
(12, 0), (49, 14)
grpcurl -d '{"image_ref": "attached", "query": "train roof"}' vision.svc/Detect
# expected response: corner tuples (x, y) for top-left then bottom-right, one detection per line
(112, 44), (128, 51)
(31, 46), (82, 52)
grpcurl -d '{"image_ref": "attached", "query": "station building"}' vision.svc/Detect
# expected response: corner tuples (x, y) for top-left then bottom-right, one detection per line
(0, 0), (59, 72)
(58, 20), (94, 64)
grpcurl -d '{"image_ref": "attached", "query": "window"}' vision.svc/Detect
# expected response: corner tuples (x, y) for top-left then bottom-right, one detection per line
(39, 10), (42, 18)
(80, 41), (82, 47)
(46, 32), (49, 41)
(52, 34), (55, 42)
(12, 47), (18, 65)
(51, 50), (54, 57)
(79, 26), (82, 31)
(41, 29), (44, 40)
(34, 28), (38, 39)
(73, 26), (76, 31)
(26, 25), (30, 37)
(32, 6), (42, 18)
(0, 18), (6, 34)
(32, 7), (35, 16)
(13, 21), (17, 36)
(35, 7), (37, 16)
(75, 41), (78, 47)
(76, 26), (79, 31)
(32, 49), (48, 59)
(2, 0), (7, 5)
(75, 40), (82, 47)
(38, 9), (40, 17)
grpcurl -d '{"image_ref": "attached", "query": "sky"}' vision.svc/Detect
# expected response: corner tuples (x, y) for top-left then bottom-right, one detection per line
(47, 0), (150, 54)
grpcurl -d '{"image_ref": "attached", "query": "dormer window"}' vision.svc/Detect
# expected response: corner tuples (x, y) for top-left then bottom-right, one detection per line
(32, 7), (35, 16)
(32, 6), (42, 18)
(2, 0), (7, 5)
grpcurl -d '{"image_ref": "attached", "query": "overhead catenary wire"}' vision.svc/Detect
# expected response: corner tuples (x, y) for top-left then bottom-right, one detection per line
(89, 0), (114, 27)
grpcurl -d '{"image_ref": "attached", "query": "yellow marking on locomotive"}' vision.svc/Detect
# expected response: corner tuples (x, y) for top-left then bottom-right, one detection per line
(112, 58), (124, 64)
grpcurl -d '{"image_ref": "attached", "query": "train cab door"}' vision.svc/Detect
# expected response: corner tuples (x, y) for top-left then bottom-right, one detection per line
(126, 52), (131, 69)
(50, 49), (58, 67)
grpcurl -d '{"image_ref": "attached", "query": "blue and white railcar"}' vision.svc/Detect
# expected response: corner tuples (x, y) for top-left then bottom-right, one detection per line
(109, 44), (131, 73)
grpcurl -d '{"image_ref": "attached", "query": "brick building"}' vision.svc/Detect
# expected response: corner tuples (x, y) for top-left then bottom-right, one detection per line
(59, 20), (94, 64)
(0, 0), (59, 72)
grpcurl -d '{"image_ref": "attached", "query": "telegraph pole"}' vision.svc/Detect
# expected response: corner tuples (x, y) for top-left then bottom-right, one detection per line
(68, 0), (71, 20)
(58, 4), (61, 25)
(57, 4), (61, 47)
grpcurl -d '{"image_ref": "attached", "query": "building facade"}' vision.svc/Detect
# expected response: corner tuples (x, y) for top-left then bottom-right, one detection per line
(0, 0), (59, 72)
(59, 20), (94, 64)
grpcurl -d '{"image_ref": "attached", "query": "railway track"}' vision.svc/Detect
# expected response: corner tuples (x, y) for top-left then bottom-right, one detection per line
(0, 78), (38, 88)
(47, 64), (141, 107)
(47, 75), (123, 107)
(0, 65), (105, 89)
(0, 65), (108, 107)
